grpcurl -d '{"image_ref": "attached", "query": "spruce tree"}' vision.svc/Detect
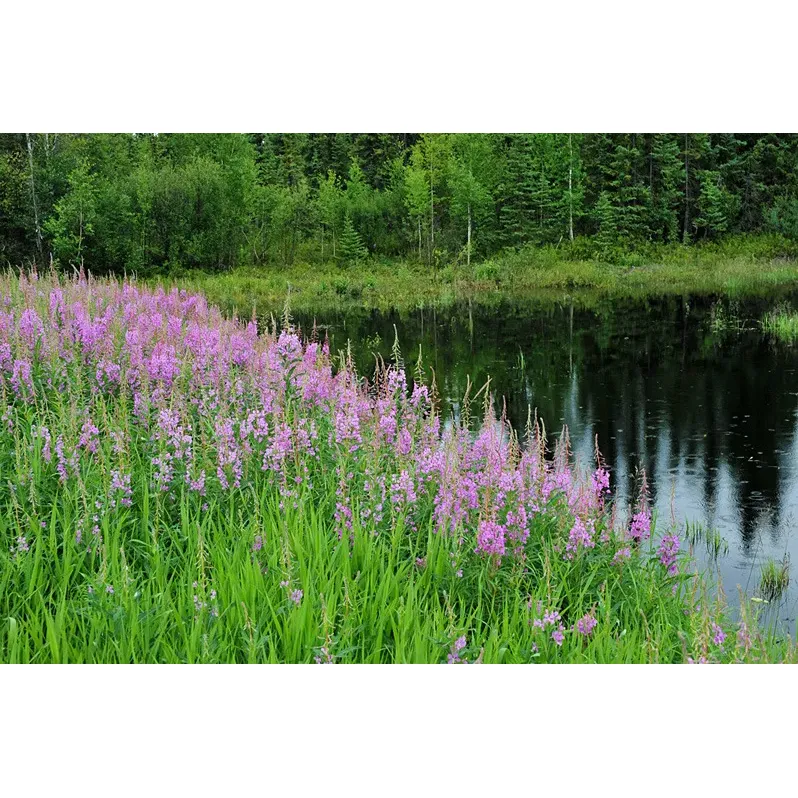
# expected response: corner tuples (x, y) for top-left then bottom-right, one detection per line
(651, 135), (684, 243)
(338, 211), (367, 267)
(498, 134), (537, 247)
(694, 170), (734, 239)
(606, 138), (651, 243)
(594, 191), (617, 255)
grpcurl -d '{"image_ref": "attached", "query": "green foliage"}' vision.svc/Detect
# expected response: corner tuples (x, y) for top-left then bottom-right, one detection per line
(768, 196), (798, 240)
(694, 170), (737, 239)
(317, 170), (343, 260)
(403, 148), (430, 260)
(337, 212), (368, 267)
(3, 133), (798, 274)
(449, 134), (498, 260)
(498, 134), (542, 246)
(651, 134), (683, 243)
(594, 191), (617, 255)
(685, 520), (729, 558)
(474, 259), (501, 282)
(257, 180), (313, 267)
(761, 305), (798, 343)
(44, 159), (98, 265)
(0, 137), (31, 265)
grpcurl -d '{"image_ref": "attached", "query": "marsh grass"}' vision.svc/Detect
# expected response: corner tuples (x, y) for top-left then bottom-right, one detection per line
(685, 520), (729, 558)
(759, 556), (791, 601)
(709, 301), (751, 336)
(761, 306), (798, 344)
(515, 348), (526, 377)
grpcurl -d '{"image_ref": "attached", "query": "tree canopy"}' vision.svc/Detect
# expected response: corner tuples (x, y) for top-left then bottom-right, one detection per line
(2, 132), (797, 273)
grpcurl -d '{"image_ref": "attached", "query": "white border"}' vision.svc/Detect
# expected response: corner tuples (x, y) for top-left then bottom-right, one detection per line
(2, 1), (798, 794)
(2, 2), (797, 131)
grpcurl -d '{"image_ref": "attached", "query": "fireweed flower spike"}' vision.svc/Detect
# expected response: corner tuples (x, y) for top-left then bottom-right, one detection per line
(575, 613), (598, 637)
(629, 470), (652, 542)
(658, 532), (680, 576)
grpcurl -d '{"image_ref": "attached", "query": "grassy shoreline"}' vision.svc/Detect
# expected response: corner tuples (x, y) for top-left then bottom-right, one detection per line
(169, 236), (798, 316)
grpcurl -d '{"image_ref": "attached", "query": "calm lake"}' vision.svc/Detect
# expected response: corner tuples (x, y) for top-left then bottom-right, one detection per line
(290, 292), (798, 627)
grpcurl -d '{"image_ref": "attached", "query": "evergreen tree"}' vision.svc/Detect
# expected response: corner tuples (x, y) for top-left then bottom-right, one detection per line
(594, 191), (617, 255)
(353, 134), (409, 190)
(563, 133), (586, 241)
(605, 138), (652, 244)
(694, 170), (736, 239)
(498, 134), (537, 246)
(681, 134), (711, 243)
(651, 134), (683, 243)
(338, 211), (368, 266)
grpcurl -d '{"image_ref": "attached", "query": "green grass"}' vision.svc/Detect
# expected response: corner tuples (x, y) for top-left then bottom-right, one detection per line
(164, 235), (798, 317)
(685, 521), (730, 558)
(761, 306), (798, 343)
(759, 557), (791, 602)
(2, 488), (793, 664)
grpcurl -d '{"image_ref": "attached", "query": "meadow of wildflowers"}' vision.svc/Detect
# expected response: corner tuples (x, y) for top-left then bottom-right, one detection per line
(0, 269), (794, 664)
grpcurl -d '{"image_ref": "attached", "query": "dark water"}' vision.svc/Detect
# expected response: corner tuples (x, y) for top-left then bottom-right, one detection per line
(293, 293), (798, 627)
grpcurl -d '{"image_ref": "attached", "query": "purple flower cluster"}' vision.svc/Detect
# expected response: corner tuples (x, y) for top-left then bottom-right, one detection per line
(575, 613), (598, 637)
(737, 622), (751, 652)
(531, 608), (566, 646)
(447, 635), (468, 664)
(565, 517), (595, 559)
(11, 535), (30, 556)
(629, 510), (651, 542)
(628, 472), (652, 542)
(475, 520), (506, 557)
(658, 532), (680, 576)
(109, 469), (133, 508)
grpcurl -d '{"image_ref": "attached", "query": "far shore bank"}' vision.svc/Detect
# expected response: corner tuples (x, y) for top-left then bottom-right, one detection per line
(169, 237), (798, 316)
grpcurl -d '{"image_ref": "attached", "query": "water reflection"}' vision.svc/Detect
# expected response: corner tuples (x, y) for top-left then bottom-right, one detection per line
(290, 293), (798, 625)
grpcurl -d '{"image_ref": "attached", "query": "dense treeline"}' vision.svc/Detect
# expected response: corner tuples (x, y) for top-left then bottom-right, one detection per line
(2, 133), (798, 273)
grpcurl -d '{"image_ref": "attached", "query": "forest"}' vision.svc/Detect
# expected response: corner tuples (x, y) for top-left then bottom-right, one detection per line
(2, 133), (798, 275)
